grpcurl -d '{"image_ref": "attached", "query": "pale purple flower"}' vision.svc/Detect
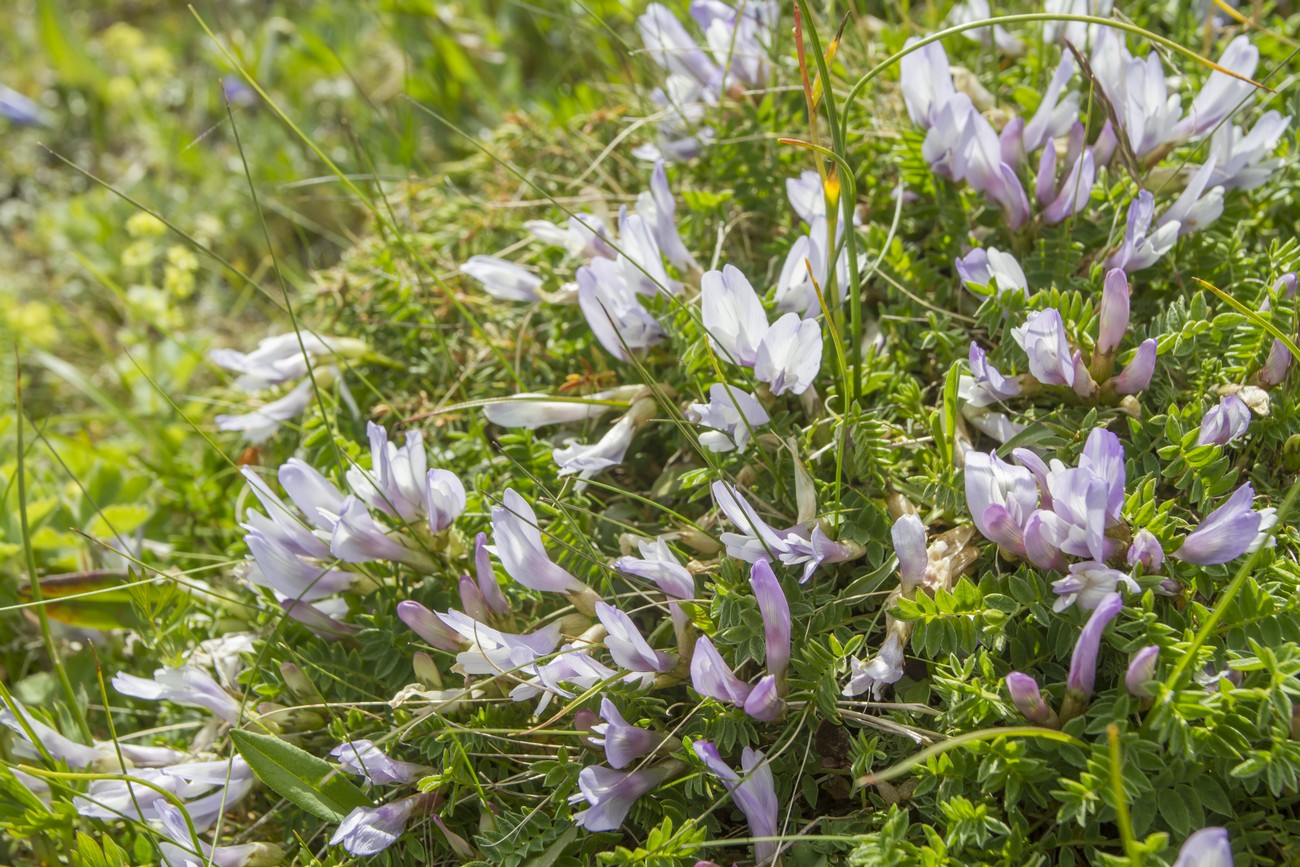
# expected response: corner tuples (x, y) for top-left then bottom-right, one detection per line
(278, 459), (346, 531)
(243, 530), (353, 602)
(331, 740), (424, 785)
(554, 414), (639, 480)
(1197, 395), (1251, 446)
(329, 496), (427, 566)
(1096, 268), (1131, 357)
(743, 674), (782, 722)
(482, 385), (642, 429)
(616, 209), (676, 298)
(78, 758), (253, 831)
(1092, 34), (1181, 157)
(459, 255), (543, 302)
(1157, 158), (1225, 238)
(577, 257), (666, 361)
(754, 313), (823, 396)
(690, 635), (752, 706)
(842, 632), (906, 699)
(241, 467), (332, 558)
(490, 489), (589, 596)
(701, 264), (768, 367)
(155, 799), (274, 867)
(967, 344), (1022, 403)
(899, 38), (955, 129)
(711, 482), (856, 582)
(1127, 529), (1165, 573)
(570, 763), (674, 831)
(1040, 149), (1094, 225)
(1260, 339), (1292, 386)
(750, 559), (790, 681)
(693, 742), (780, 865)
(1208, 111), (1291, 189)
(346, 423), (436, 524)
(921, 92), (977, 179)
(964, 451), (1039, 558)
(0, 698), (185, 771)
(1006, 672), (1056, 726)
(891, 514), (928, 591)
(1019, 55), (1080, 156)
(1125, 646), (1160, 699)
(113, 667), (241, 724)
(786, 170), (824, 225)
(590, 699), (665, 769)
(613, 536), (695, 599)
(1110, 339), (1157, 394)
(1107, 191), (1181, 273)
(949, 0), (1024, 56)
(425, 470), (466, 532)
(775, 217), (847, 317)
(1011, 309), (1076, 387)
(950, 104), (1032, 228)
(638, 3), (722, 90)
(958, 383), (1026, 443)
(215, 373), (324, 443)
(397, 601), (466, 652)
(955, 248), (1027, 296)
(1173, 36), (1259, 140)
(1043, 0), (1112, 46)
(512, 644), (620, 711)
(596, 602), (675, 673)
(0, 84), (45, 127)
(638, 160), (696, 271)
(696, 0), (774, 89)
(1066, 591), (1124, 698)
(525, 213), (616, 260)
(1173, 484), (1275, 565)
(210, 333), (359, 391)
(1172, 827), (1233, 867)
(1020, 428), (1126, 568)
(1051, 562), (1139, 611)
(1091, 120), (1119, 167)
(688, 383), (770, 452)
(436, 608), (563, 677)
(330, 795), (424, 856)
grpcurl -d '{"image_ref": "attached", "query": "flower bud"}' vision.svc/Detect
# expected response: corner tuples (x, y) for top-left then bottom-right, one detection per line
(1126, 529), (1164, 574)
(1096, 269), (1130, 358)
(1125, 646), (1160, 699)
(280, 662), (315, 701)
(1006, 672), (1058, 727)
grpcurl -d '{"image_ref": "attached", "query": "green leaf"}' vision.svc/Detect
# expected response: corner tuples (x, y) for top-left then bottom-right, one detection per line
(231, 728), (370, 821)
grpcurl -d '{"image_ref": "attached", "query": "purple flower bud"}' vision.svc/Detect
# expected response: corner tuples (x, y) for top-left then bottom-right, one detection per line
(693, 742), (780, 865)
(1260, 339), (1292, 386)
(1096, 269), (1131, 357)
(1125, 646), (1160, 699)
(473, 532), (511, 618)
(690, 636), (752, 706)
(1091, 120), (1118, 167)
(458, 576), (488, 622)
(1066, 592), (1124, 699)
(397, 601), (465, 652)
(570, 763), (674, 831)
(459, 255), (542, 302)
(330, 794), (426, 856)
(1127, 529), (1165, 573)
(1006, 672), (1057, 726)
(596, 602), (675, 673)
(1172, 827), (1233, 867)
(1109, 338), (1157, 394)
(331, 740), (424, 785)
(1196, 395), (1251, 446)
(490, 489), (591, 598)
(743, 674), (782, 722)
(280, 598), (359, 641)
(0, 84), (46, 127)
(1174, 484), (1274, 565)
(590, 698), (666, 769)
(749, 560), (791, 681)
(891, 514), (928, 591)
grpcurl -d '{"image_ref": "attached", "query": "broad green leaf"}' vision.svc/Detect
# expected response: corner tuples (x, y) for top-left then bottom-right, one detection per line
(231, 729), (370, 821)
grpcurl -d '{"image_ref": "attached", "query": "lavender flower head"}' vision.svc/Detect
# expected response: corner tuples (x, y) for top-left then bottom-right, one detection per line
(331, 740), (424, 785)
(1065, 591), (1124, 700)
(1197, 395), (1252, 447)
(570, 763), (674, 831)
(955, 247), (1027, 297)
(1125, 646), (1160, 699)
(614, 536), (695, 600)
(590, 698), (666, 769)
(1006, 672), (1057, 726)
(1127, 528), (1165, 573)
(693, 741), (780, 865)
(1173, 484), (1277, 566)
(1172, 827), (1233, 867)
(330, 794), (427, 856)
(688, 383), (770, 452)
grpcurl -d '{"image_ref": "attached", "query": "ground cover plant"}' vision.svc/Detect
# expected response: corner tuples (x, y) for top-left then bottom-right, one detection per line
(4, 0), (1300, 865)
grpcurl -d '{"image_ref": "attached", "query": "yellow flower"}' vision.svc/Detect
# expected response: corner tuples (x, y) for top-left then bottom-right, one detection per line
(127, 212), (167, 239)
